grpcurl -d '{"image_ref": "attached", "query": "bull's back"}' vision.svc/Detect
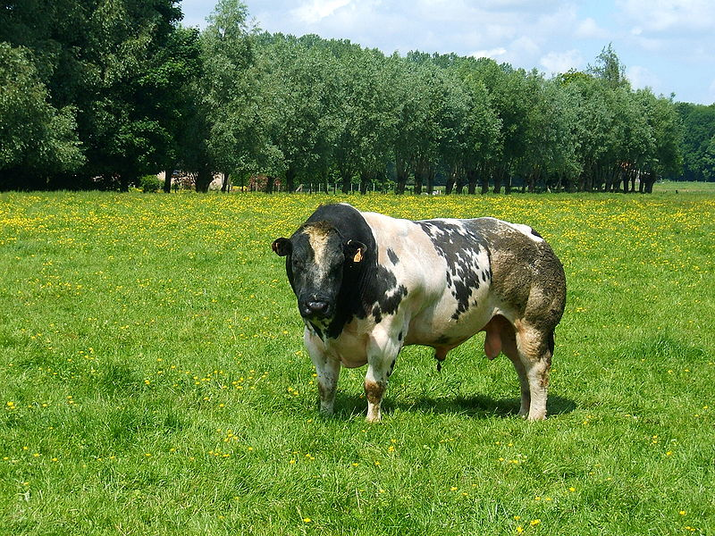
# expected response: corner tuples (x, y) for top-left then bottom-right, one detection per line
(364, 213), (565, 349)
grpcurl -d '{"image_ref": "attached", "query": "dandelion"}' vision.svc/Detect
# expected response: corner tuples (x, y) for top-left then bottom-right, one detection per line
(530, 519), (541, 526)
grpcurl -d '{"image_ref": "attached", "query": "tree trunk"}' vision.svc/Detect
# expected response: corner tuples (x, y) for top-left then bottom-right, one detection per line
(285, 164), (296, 193)
(395, 155), (409, 195)
(455, 172), (465, 194)
(445, 170), (456, 195)
(221, 171), (231, 193)
(163, 168), (173, 193)
(479, 168), (489, 194)
(395, 169), (408, 194)
(426, 168), (435, 195)
(493, 166), (505, 194)
(414, 165), (424, 195)
(196, 168), (213, 192)
(265, 175), (275, 194)
(504, 173), (512, 195)
(359, 171), (370, 195)
(119, 174), (131, 193)
(467, 168), (477, 194)
(340, 169), (351, 194)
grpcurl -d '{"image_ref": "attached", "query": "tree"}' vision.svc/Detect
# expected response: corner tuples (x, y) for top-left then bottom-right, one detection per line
(252, 34), (341, 193)
(675, 103), (715, 182)
(188, 0), (258, 192)
(330, 45), (396, 194)
(0, 43), (83, 190)
(145, 26), (202, 193)
(587, 43), (629, 90)
(74, 0), (185, 191)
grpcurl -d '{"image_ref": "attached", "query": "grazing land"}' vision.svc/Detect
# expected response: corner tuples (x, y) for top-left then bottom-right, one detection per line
(1, 188), (714, 535)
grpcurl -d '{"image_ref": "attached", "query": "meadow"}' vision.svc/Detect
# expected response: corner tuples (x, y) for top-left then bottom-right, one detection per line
(1, 187), (714, 535)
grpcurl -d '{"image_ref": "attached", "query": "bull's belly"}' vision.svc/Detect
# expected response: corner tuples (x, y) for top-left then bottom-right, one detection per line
(404, 298), (496, 349)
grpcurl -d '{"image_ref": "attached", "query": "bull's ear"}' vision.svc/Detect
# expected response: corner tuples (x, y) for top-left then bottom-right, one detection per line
(272, 238), (292, 257)
(345, 239), (366, 263)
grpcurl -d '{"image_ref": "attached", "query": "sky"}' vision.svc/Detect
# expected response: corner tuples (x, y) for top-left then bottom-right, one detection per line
(180, 0), (715, 105)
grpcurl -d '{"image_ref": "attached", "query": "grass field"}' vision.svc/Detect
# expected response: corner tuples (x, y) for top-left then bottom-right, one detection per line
(1, 188), (714, 535)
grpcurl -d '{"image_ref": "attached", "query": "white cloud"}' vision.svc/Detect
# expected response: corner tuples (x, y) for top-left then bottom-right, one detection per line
(470, 47), (508, 60)
(616, 0), (715, 34)
(627, 65), (660, 90)
(540, 50), (584, 74)
(508, 35), (541, 60)
(292, 0), (353, 24)
(576, 17), (609, 39)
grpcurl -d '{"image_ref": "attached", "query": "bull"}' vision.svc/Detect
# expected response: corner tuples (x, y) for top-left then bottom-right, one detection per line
(272, 203), (566, 422)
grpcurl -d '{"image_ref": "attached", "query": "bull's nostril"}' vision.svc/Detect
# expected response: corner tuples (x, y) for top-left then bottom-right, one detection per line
(308, 301), (328, 313)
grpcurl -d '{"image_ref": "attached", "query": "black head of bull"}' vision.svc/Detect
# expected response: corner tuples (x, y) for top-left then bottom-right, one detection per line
(271, 204), (373, 328)
(272, 224), (366, 322)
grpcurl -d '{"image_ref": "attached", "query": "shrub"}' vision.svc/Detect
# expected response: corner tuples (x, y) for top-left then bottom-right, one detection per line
(140, 175), (162, 193)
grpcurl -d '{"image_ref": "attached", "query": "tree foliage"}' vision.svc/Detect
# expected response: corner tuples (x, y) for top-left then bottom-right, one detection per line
(674, 103), (715, 182)
(0, 43), (83, 188)
(0, 4), (694, 193)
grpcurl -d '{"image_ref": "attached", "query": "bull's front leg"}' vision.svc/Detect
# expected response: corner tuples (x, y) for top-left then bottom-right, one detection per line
(365, 327), (402, 423)
(305, 328), (340, 415)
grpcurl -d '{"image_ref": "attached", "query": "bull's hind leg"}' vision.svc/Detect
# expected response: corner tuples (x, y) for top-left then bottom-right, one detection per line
(512, 320), (553, 420)
(495, 318), (531, 418)
(484, 315), (531, 417)
(487, 315), (551, 420)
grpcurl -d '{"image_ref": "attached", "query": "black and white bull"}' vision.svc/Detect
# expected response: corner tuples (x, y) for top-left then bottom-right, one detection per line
(272, 203), (566, 422)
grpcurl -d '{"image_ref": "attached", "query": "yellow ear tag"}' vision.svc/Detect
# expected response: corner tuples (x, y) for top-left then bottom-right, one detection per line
(353, 249), (363, 263)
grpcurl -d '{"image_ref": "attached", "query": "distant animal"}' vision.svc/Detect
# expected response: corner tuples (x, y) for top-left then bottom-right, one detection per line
(272, 203), (566, 422)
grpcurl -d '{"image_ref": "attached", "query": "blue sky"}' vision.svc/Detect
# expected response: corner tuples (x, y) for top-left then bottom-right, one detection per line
(181, 0), (715, 104)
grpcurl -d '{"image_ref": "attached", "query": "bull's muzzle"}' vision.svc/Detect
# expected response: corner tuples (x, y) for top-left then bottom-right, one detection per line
(300, 298), (332, 320)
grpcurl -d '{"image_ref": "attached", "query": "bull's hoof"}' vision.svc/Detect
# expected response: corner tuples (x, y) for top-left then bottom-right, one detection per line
(526, 412), (547, 421)
(365, 412), (382, 423)
(319, 405), (335, 416)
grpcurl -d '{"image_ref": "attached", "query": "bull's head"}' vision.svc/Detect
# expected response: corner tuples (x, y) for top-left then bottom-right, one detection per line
(272, 221), (366, 323)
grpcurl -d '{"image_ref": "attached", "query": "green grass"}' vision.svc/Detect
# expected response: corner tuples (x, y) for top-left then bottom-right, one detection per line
(1, 190), (714, 535)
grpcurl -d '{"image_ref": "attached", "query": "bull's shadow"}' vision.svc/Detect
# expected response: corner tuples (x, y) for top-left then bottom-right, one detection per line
(331, 392), (576, 420)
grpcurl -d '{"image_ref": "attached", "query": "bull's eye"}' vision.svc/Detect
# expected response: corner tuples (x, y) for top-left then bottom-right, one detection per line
(330, 263), (341, 274)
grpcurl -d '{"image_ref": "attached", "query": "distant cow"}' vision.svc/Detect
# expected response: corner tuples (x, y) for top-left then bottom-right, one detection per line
(272, 203), (566, 422)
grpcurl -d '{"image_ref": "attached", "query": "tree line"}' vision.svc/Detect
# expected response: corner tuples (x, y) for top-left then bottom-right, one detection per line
(1, 0), (712, 194)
